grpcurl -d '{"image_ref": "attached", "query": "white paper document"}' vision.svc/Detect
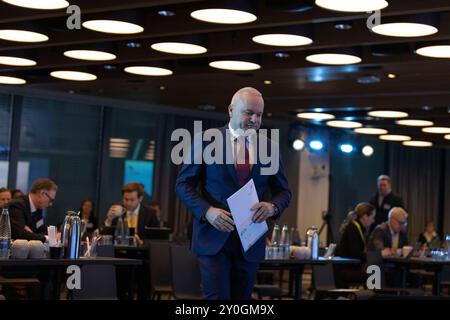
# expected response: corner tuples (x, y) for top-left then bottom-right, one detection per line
(227, 179), (268, 252)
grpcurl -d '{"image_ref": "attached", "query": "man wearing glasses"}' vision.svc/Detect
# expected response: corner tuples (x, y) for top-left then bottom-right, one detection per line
(368, 207), (409, 257)
(9, 178), (58, 242)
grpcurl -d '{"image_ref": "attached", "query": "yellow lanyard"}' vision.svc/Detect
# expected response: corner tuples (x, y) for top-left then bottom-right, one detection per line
(352, 220), (366, 246)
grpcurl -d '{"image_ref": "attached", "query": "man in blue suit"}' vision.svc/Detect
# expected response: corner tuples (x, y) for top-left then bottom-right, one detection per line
(175, 87), (291, 299)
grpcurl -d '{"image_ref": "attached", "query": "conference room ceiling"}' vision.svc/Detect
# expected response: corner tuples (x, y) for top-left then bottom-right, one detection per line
(0, 0), (449, 146)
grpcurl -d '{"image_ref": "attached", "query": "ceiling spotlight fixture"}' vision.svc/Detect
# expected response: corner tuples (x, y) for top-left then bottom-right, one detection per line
(326, 120), (362, 128)
(334, 22), (352, 30)
(264, 80), (272, 85)
(274, 52), (290, 59)
(82, 20), (144, 34)
(309, 140), (324, 151)
(292, 139), (305, 151)
(252, 34), (313, 47)
(315, 0), (388, 13)
(190, 8), (257, 24)
(0, 75), (26, 84)
(362, 145), (374, 157)
(402, 141), (433, 147)
(306, 53), (361, 65)
(396, 119), (434, 127)
(0, 29), (49, 42)
(296, 112), (335, 120)
(379, 134), (411, 141)
(64, 50), (116, 61)
(416, 45), (450, 58)
(50, 70), (97, 81)
(0, 56), (36, 66)
(340, 144), (354, 153)
(354, 127), (388, 135)
(422, 127), (450, 134)
(387, 73), (397, 79)
(124, 66), (173, 76)
(158, 10), (175, 17)
(151, 42), (207, 55)
(367, 110), (408, 118)
(209, 60), (260, 71)
(445, 134), (450, 140)
(1, 0), (69, 10)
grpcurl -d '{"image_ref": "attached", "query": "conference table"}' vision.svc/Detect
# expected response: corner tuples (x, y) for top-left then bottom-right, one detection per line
(260, 257), (360, 300)
(0, 257), (142, 300)
(384, 256), (450, 296)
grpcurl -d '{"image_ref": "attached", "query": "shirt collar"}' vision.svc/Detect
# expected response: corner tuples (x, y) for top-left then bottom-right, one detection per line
(128, 204), (140, 216)
(228, 123), (255, 144)
(28, 194), (37, 213)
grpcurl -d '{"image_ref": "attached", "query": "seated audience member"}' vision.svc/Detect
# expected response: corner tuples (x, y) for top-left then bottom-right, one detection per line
(0, 187), (12, 209)
(9, 178), (58, 242)
(368, 207), (408, 257)
(104, 182), (159, 245)
(418, 221), (440, 248)
(79, 198), (98, 240)
(11, 189), (24, 199)
(335, 203), (376, 287)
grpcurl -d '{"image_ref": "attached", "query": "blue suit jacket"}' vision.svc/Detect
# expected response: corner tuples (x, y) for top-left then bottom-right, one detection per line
(175, 126), (291, 262)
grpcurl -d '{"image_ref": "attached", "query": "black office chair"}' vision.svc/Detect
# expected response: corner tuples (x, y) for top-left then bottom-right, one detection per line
(170, 244), (203, 300)
(311, 264), (361, 300)
(148, 240), (173, 299)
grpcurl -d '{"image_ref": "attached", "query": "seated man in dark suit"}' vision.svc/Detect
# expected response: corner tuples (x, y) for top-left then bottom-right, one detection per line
(368, 207), (409, 257)
(104, 182), (159, 245)
(103, 182), (159, 300)
(9, 178), (58, 242)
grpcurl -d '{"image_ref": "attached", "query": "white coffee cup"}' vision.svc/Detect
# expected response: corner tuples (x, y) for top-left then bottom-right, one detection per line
(402, 245), (413, 258)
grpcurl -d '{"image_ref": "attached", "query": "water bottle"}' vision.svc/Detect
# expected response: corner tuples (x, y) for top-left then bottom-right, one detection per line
(115, 217), (124, 245)
(290, 227), (301, 246)
(0, 208), (11, 259)
(306, 226), (319, 260)
(123, 217), (129, 245)
(280, 224), (290, 259)
(271, 224), (280, 245)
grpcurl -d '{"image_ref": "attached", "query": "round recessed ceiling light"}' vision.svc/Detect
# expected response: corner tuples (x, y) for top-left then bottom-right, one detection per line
(0, 29), (49, 42)
(252, 34), (313, 47)
(371, 23), (438, 37)
(151, 42), (207, 55)
(296, 112), (335, 120)
(1, 0), (69, 10)
(422, 127), (450, 134)
(387, 73), (397, 79)
(315, 0), (388, 12)
(190, 8), (257, 24)
(326, 120), (362, 128)
(0, 75), (26, 84)
(416, 45), (450, 58)
(50, 70), (97, 81)
(354, 127), (388, 135)
(402, 141), (433, 147)
(124, 66), (173, 76)
(0, 56), (36, 66)
(306, 53), (361, 65)
(445, 134), (450, 140)
(396, 119), (434, 127)
(209, 60), (260, 71)
(367, 110), (408, 118)
(64, 50), (116, 61)
(379, 134), (411, 141)
(82, 20), (144, 34)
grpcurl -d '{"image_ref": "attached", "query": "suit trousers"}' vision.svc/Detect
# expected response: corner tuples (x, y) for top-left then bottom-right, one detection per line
(197, 230), (259, 300)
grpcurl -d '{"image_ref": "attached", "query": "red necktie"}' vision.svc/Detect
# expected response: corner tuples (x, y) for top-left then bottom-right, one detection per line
(235, 138), (251, 186)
